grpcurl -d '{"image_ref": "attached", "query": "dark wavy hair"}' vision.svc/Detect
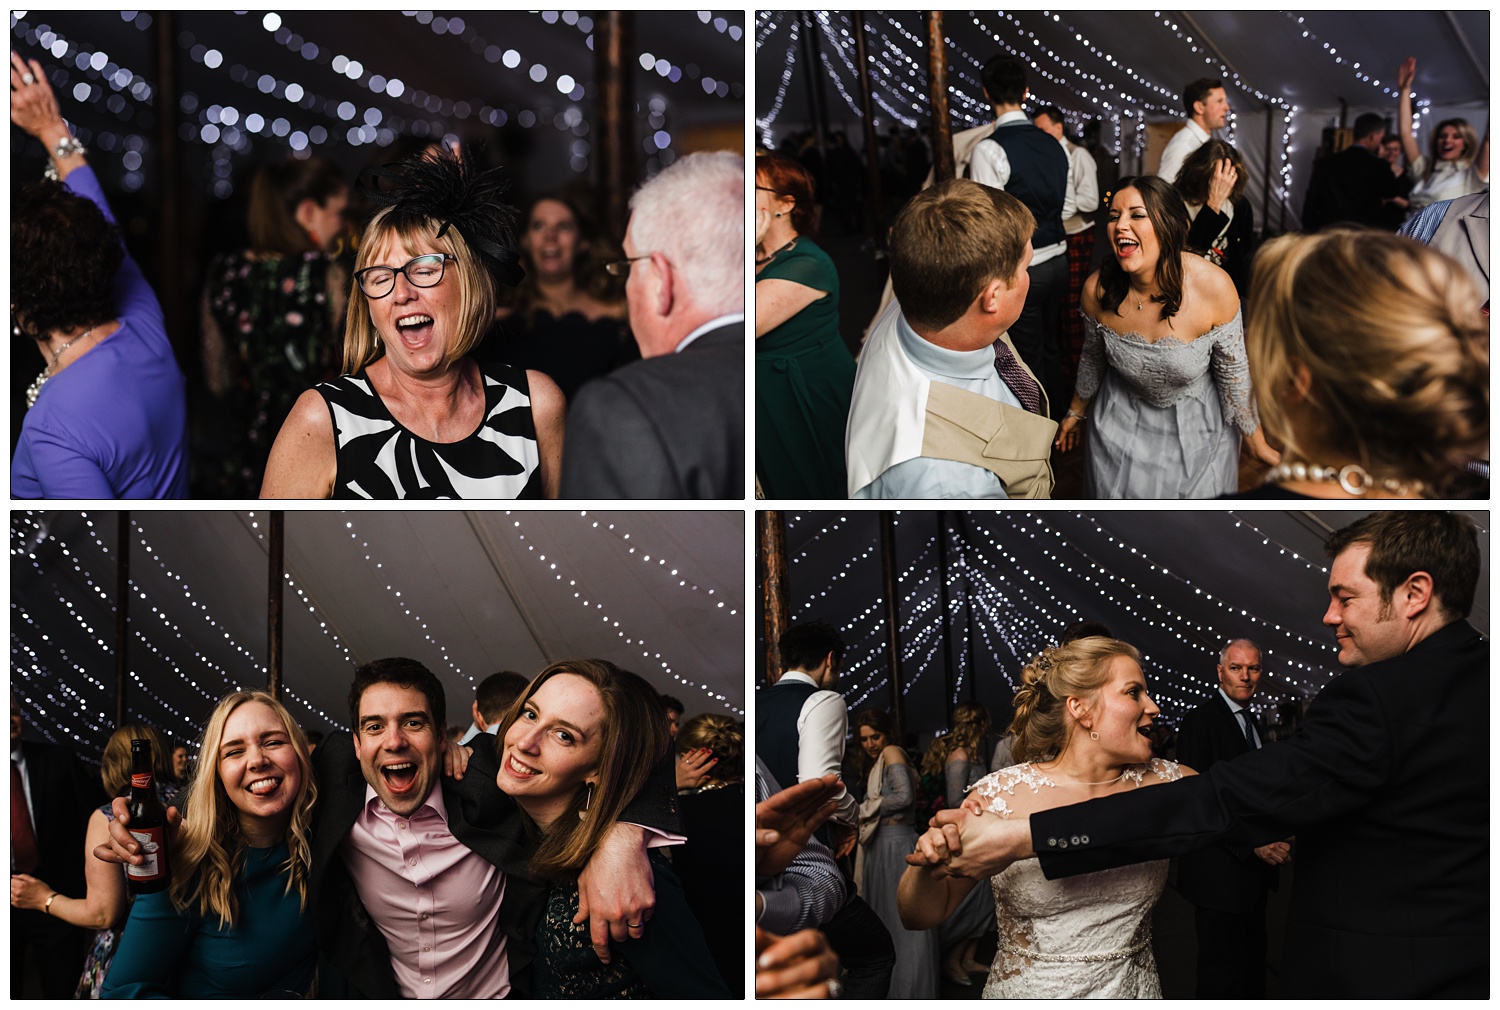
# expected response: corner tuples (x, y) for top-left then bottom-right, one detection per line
(12, 181), (124, 339)
(1175, 140), (1247, 208)
(247, 154), (346, 255)
(1099, 176), (1189, 322)
(506, 193), (625, 324)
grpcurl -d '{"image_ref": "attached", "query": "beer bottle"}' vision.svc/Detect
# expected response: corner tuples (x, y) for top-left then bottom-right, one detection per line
(125, 738), (171, 894)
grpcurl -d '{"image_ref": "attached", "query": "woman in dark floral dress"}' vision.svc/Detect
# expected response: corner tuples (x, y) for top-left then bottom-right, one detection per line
(201, 155), (349, 498)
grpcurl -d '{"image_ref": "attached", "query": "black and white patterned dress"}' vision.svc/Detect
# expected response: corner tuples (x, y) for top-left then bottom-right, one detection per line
(315, 361), (542, 499)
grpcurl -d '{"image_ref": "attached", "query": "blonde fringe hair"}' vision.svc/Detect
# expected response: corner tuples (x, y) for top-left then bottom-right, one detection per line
(677, 712), (744, 783)
(920, 702), (991, 778)
(1246, 229), (1488, 491)
(1008, 638), (1141, 764)
(169, 691), (317, 929)
(342, 209), (495, 374)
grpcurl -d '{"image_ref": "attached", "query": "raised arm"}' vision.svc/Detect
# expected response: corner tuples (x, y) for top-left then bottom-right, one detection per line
(10, 51), (87, 182)
(1396, 58), (1421, 167)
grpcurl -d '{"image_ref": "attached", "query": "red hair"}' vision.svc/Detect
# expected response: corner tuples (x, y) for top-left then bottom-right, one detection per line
(755, 152), (818, 236)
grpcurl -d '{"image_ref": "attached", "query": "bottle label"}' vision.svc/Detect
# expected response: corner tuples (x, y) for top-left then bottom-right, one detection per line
(126, 826), (167, 882)
(131, 772), (153, 789)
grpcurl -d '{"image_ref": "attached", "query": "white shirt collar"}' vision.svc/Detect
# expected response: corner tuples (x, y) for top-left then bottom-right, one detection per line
(675, 313), (744, 353)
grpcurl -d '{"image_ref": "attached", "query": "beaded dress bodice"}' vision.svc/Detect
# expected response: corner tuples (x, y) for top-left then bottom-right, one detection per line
(972, 759), (1182, 998)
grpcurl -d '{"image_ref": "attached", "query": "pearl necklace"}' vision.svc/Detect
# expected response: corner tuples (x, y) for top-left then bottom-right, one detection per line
(25, 327), (94, 408)
(1263, 461), (1425, 498)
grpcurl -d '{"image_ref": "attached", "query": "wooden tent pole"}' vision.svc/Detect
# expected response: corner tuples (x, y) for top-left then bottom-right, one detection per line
(853, 14), (887, 252)
(267, 511), (284, 699)
(596, 13), (634, 244)
(759, 511), (790, 684)
(150, 14), (184, 363)
(879, 512), (905, 740)
(925, 12), (955, 184)
(114, 512), (130, 728)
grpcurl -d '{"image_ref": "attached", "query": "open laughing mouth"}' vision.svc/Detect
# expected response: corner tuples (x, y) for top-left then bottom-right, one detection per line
(1116, 237), (1140, 257)
(382, 761), (419, 793)
(395, 314), (434, 347)
(247, 776), (283, 798)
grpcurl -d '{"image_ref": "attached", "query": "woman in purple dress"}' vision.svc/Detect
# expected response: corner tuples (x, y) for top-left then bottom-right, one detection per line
(10, 50), (188, 498)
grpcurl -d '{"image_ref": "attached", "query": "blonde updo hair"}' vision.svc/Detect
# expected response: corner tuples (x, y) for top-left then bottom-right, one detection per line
(920, 702), (991, 777)
(1246, 229), (1488, 492)
(1009, 638), (1141, 764)
(677, 712), (744, 783)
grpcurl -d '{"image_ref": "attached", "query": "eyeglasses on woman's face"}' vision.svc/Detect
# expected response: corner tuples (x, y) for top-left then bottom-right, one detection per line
(354, 253), (455, 299)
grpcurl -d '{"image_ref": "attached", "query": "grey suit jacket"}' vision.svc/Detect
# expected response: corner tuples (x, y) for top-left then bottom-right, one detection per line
(1427, 191), (1489, 303)
(560, 323), (744, 499)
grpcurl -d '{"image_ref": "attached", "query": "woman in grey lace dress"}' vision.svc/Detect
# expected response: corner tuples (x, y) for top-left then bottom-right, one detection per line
(919, 702), (994, 985)
(1055, 176), (1279, 497)
(854, 709), (939, 999)
(898, 637), (1197, 998)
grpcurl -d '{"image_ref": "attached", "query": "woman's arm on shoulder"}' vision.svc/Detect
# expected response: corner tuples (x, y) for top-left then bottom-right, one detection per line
(526, 368), (566, 499)
(259, 388), (337, 498)
(754, 278), (826, 338)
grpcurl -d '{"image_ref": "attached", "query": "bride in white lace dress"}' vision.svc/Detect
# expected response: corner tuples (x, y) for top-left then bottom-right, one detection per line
(898, 637), (1196, 998)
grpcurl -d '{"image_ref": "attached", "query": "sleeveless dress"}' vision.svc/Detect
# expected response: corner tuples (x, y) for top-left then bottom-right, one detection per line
(755, 237), (856, 499)
(971, 759), (1183, 999)
(1078, 310), (1257, 499)
(315, 360), (541, 499)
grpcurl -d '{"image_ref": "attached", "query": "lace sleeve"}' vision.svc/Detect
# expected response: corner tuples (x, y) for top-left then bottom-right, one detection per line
(876, 763), (914, 815)
(1075, 313), (1107, 401)
(1207, 311), (1260, 435)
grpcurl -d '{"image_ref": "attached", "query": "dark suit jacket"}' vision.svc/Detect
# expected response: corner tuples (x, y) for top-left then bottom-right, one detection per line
(16, 740), (100, 897)
(1032, 621), (1487, 997)
(1173, 693), (1276, 913)
(560, 323), (744, 499)
(309, 731), (682, 998)
(1301, 143), (1405, 232)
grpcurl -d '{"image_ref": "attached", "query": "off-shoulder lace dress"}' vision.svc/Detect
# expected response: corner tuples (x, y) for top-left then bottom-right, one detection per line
(972, 759), (1184, 999)
(1076, 310), (1257, 499)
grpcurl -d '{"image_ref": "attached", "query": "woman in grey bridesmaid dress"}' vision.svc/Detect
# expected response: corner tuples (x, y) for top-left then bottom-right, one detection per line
(1054, 176), (1279, 498)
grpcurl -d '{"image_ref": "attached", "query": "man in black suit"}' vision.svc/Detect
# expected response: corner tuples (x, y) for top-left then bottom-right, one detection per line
(1174, 638), (1283, 996)
(560, 150), (744, 499)
(10, 698), (101, 998)
(1302, 112), (1407, 232)
(915, 511), (1486, 997)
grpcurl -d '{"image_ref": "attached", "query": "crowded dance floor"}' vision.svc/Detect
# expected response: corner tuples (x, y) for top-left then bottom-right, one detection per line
(754, 11), (1488, 501)
(10, 510), (745, 997)
(755, 509), (1488, 998)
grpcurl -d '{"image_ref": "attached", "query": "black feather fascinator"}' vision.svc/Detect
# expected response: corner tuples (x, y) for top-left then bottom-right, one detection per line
(360, 142), (524, 287)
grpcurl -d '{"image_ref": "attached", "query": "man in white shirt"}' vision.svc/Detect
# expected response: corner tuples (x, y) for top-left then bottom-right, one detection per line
(1032, 105), (1100, 384)
(1158, 78), (1230, 184)
(966, 56), (1072, 417)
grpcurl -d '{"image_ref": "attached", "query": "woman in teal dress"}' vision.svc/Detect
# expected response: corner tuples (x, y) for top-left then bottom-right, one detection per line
(102, 691), (318, 998)
(755, 152), (856, 499)
(492, 659), (730, 997)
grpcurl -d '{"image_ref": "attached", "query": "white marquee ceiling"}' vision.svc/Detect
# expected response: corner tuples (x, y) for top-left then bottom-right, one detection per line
(13, 510), (746, 759)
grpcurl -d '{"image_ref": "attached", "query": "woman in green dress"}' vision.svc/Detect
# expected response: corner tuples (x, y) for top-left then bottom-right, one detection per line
(755, 152), (856, 499)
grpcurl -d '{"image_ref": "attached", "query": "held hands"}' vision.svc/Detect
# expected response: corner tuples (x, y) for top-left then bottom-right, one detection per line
(755, 773), (841, 877)
(1254, 839), (1293, 866)
(574, 823), (654, 965)
(674, 747), (718, 791)
(93, 796), (183, 867)
(905, 805), (1031, 880)
(755, 926), (841, 999)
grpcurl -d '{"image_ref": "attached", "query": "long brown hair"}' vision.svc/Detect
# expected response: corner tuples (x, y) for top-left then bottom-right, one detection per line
(920, 703), (991, 778)
(495, 659), (670, 882)
(1098, 176), (1188, 321)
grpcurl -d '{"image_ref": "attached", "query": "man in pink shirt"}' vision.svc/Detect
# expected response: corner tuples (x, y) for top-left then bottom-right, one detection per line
(310, 658), (680, 998)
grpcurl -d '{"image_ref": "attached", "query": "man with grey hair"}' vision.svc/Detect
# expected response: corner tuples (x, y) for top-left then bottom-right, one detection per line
(1175, 638), (1284, 996)
(560, 151), (745, 498)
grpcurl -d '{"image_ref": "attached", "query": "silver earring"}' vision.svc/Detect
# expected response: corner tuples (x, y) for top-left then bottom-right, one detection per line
(578, 782), (594, 821)
(1089, 730), (1099, 741)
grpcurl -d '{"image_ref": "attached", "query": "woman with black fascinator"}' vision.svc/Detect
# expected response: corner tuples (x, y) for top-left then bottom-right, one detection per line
(261, 146), (565, 498)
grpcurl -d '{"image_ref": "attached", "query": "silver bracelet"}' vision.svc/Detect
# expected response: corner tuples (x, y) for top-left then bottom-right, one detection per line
(42, 133), (86, 182)
(1066, 409), (1087, 422)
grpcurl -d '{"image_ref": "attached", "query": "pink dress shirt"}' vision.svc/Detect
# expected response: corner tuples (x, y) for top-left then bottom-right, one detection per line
(341, 785), (510, 998)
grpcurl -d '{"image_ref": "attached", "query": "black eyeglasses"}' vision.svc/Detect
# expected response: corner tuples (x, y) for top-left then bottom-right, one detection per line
(604, 254), (651, 277)
(354, 253), (455, 298)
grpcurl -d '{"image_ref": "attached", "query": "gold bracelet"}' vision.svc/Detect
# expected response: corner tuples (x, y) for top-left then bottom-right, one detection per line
(44, 892), (58, 915)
